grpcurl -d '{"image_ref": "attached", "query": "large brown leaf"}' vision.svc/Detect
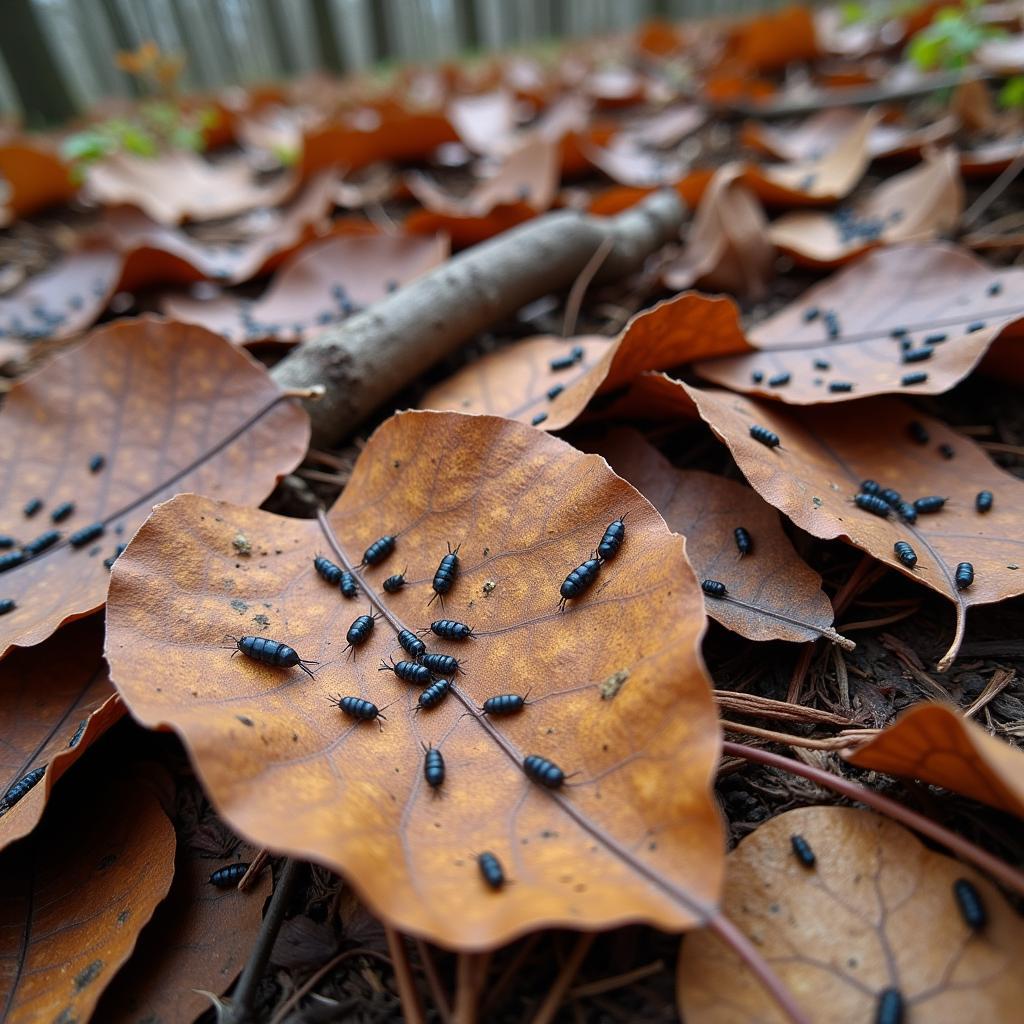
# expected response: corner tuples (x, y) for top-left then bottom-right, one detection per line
(844, 703), (1024, 818)
(0, 616), (121, 852)
(678, 806), (1024, 1023)
(0, 776), (176, 1023)
(696, 243), (1024, 403)
(596, 429), (850, 648)
(0, 317), (309, 656)
(421, 293), (750, 431)
(106, 411), (724, 949)
(161, 233), (450, 345)
(0, 138), (75, 223)
(684, 385), (1024, 669)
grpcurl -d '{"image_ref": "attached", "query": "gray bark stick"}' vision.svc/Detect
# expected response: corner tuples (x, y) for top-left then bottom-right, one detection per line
(270, 189), (685, 447)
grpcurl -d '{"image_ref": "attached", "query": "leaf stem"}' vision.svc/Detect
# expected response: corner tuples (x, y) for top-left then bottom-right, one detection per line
(530, 933), (596, 1024)
(722, 741), (1024, 896)
(385, 926), (425, 1024)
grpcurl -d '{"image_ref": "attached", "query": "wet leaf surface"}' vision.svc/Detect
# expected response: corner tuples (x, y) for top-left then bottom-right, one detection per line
(0, 616), (121, 852)
(595, 429), (848, 648)
(0, 318), (309, 656)
(677, 806), (1024, 1023)
(106, 411), (724, 949)
(161, 233), (450, 345)
(0, 775), (175, 1023)
(684, 385), (1024, 669)
(845, 703), (1024, 818)
(696, 243), (1024, 403)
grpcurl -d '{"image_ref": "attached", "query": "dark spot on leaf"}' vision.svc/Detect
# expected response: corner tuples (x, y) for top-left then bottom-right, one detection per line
(117, 909), (130, 925)
(252, 613), (270, 627)
(230, 598), (248, 614)
(74, 960), (103, 990)
(236, 715), (254, 727)
(97, 853), (116, 871)
(600, 669), (629, 700)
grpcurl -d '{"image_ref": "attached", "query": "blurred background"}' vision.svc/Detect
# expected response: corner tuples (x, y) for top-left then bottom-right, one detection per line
(2, 0), (791, 125)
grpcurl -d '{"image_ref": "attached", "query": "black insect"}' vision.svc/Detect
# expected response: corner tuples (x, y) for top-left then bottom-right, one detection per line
(988, 281), (1002, 296)
(0, 536), (14, 549)
(345, 612), (378, 653)
(913, 496), (946, 514)
(924, 332), (947, 344)
(824, 310), (840, 338)
(749, 424), (780, 448)
(975, 490), (993, 513)
(874, 987), (904, 1024)
(790, 834), (815, 867)
(478, 851), (505, 890)
(902, 346), (933, 364)
(420, 652), (462, 676)
(330, 694), (388, 729)
(313, 554), (344, 586)
(813, 358), (830, 370)
(430, 542), (460, 605)
(907, 420), (930, 444)
(597, 516), (626, 561)
(361, 535), (396, 567)
(228, 635), (317, 678)
(860, 479), (881, 495)
(0, 599), (15, 616)
(23, 530), (61, 556)
(103, 543), (127, 570)
(209, 862), (250, 887)
(803, 306), (820, 322)
(379, 657), (432, 686)
(558, 556), (601, 611)
(879, 488), (901, 507)
(523, 754), (566, 789)
(340, 571), (358, 598)
(570, 345), (584, 361)
(955, 562), (974, 590)
(67, 718), (87, 748)
(751, 370), (764, 383)
(901, 372), (927, 386)
(397, 628), (426, 658)
(415, 679), (451, 711)
(50, 501), (75, 523)
(23, 498), (42, 517)
(1, 765), (45, 810)
(768, 371), (791, 387)
(546, 383), (565, 400)
(423, 745), (445, 789)
(88, 453), (105, 473)
(952, 877), (986, 930)
(938, 443), (955, 460)
(481, 692), (529, 715)
(893, 541), (917, 568)
(889, 326), (907, 338)
(428, 619), (475, 640)
(0, 552), (25, 573)
(549, 353), (575, 371)
(69, 522), (104, 548)
(966, 320), (985, 333)
(734, 527), (752, 557)
(896, 502), (918, 524)
(854, 493), (891, 518)
(531, 412), (548, 426)
(828, 381), (853, 393)
(701, 579), (727, 598)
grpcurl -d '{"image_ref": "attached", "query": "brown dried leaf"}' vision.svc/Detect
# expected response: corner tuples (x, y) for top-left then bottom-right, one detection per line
(161, 233), (450, 345)
(721, 6), (821, 72)
(684, 385), (1024, 669)
(696, 243), (1023, 403)
(0, 615), (122, 851)
(447, 89), (517, 155)
(0, 775), (176, 1023)
(0, 317), (309, 656)
(596, 429), (849, 648)
(678, 805), (1024, 1023)
(106, 411), (724, 949)
(421, 294), (750, 431)
(768, 149), (964, 268)
(845, 703), (1024, 817)
(0, 138), (75, 222)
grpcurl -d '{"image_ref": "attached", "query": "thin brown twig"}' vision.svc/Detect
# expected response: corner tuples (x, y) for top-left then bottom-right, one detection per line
(964, 667), (1016, 718)
(714, 691), (856, 727)
(722, 740), (1024, 896)
(961, 146), (1024, 231)
(568, 959), (665, 1000)
(295, 467), (349, 486)
(530, 933), (596, 1024)
(836, 606), (921, 632)
(979, 440), (1024, 456)
(269, 948), (396, 1024)
(720, 719), (858, 750)
(385, 927), (425, 1024)
(562, 236), (615, 337)
(481, 933), (543, 1015)
(237, 848), (270, 893)
(452, 952), (491, 1024)
(415, 938), (453, 1024)
(785, 645), (815, 706)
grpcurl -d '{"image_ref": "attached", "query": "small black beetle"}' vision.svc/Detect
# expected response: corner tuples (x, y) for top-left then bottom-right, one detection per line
(228, 636), (317, 678)
(398, 629), (426, 658)
(478, 851), (505, 889)
(330, 694), (388, 729)
(415, 679), (451, 711)
(1, 765), (45, 810)
(893, 541), (917, 568)
(558, 556), (601, 611)
(976, 490), (993, 513)
(420, 652), (462, 676)
(361, 535), (396, 567)
(952, 877), (986, 931)
(69, 522), (105, 548)
(701, 579), (727, 598)
(955, 562), (974, 590)
(429, 619), (475, 640)
(423, 745), (445, 789)
(382, 568), (408, 593)
(379, 657), (432, 686)
(734, 527), (752, 557)
(209, 863), (250, 887)
(913, 496), (946, 514)
(749, 425), (780, 448)
(790, 834), (816, 867)
(597, 516), (626, 561)
(313, 554), (344, 586)
(523, 754), (565, 789)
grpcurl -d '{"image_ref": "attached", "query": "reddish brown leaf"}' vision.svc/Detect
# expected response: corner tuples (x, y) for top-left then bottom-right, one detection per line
(0, 318), (309, 656)
(0, 776), (176, 1023)
(845, 703), (1024, 817)
(596, 429), (849, 648)
(696, 243), (1024, 403)
(684, 385), (1024, 669)
(106, 411), (724, 949)
(0, 138), (75, 223)
(161, 233), (450, 345)
(768, 149), (964, 268)
(0, 616), (122, 851)
(721, 6), (821, 72)
(678, 806), (1024, 1023)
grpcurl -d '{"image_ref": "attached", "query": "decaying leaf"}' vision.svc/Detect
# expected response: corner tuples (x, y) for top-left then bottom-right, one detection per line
(845, 703), (1024, 818)
(0, 317), (309, 656)
(0, 615), (121, 851)
(678, 806), (1024, 1023)
(0, 247), (120, 341)
(422, 293), (750, 431)
(696, 243), (1024, 403)
(106, 411), (724, 949)
(161, 233), (450, 345)
(596, 429), (849, 648)
(684, 385), (1024, 669)
(0, 776), (176, 1023)
(662, 165), (775, 299)
(0, 137), (76, 223)
(447, 89), (518, 155)
(769, 149), (964, 268)
(720, 6), (820, 73)
(97, 848), (272, 1023)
